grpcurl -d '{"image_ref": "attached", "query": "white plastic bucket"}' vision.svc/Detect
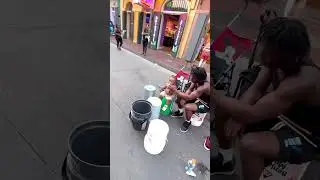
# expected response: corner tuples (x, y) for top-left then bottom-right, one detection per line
(144, 85), (156, 100)
(144, 119), (169, 155)
(147, 97), (162, 120)
(191, 113), (207, 127)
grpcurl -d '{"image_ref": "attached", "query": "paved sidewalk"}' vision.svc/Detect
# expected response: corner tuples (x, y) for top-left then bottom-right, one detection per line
(110, 37), (210, 74)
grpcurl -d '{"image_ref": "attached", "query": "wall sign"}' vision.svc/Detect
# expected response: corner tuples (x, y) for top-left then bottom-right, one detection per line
(150, 13), (161, 49)
(141, 0), (155, 9)
(172, 19), (185, 56)
(164, 0), (188, 12)
(110, 0), (118, 8)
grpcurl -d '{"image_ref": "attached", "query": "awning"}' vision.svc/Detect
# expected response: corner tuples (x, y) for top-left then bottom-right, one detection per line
(163, 0), (188, 12)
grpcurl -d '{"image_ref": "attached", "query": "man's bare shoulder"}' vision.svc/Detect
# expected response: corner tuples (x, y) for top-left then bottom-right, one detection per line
(276, 66), (319, 99)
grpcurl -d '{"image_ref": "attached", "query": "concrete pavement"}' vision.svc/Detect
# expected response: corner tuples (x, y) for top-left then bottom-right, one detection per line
(110, 43), (210, 180)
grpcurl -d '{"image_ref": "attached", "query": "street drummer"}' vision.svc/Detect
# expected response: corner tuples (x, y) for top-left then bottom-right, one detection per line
(169, 67), (210, 132)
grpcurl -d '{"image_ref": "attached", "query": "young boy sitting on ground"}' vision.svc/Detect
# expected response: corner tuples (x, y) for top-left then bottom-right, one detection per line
(159, 75), (176, 110)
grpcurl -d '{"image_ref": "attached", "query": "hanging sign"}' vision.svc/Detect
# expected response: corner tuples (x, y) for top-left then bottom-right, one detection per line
(164, 0), (188, 12)
(171, 19), (185, 56)
(141, 0), (155, 9)
(110, 0), (118, 7)
(150, 13), (161, 49)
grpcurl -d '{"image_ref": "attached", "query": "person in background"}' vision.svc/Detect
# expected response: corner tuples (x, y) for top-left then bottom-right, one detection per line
(142, 35), (148, 56)
(115, 25), (123, 50)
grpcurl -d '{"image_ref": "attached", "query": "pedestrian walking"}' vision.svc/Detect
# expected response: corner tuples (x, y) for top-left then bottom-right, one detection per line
(115, 26), (123, 50)
(142, 35), (148, 55)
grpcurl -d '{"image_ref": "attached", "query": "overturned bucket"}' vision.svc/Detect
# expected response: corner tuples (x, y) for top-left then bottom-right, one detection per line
(61, 120), (110, 180)
(130, 100), (152, 131)
(144, 85), (156, 100)
(144, 119), (169, 155)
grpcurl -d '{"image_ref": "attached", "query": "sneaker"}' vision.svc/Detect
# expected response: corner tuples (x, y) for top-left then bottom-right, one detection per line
(180, 121), (191, 132)
(210, 153), (236, 176)
(171, 111), (183, 117)
(204, 136), (211, 151)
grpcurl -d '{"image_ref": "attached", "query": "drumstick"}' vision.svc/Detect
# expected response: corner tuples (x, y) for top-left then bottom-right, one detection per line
(196, 98), (210, 108)
(277, 115), (318, 148)
(278, 115), (311, 135)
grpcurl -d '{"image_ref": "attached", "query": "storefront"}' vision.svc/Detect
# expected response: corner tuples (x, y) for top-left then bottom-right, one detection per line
(122, 2), (134, 40)
(135, 0), (155, 44)
(111, 0), (120, 26)
(140, 0), (155, 35)
(149, 0), (188, 57)
(183, 0), (210, 62)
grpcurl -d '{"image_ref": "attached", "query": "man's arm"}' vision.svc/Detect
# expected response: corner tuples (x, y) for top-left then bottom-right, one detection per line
(239, 66), (272, 104)
(177, 83), (208, 101)
(185, 83), (195, 95)
(213, 73), (314, 124)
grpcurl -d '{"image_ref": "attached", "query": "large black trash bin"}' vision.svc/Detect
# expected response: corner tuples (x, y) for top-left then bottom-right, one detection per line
(61, 120), (110, 180)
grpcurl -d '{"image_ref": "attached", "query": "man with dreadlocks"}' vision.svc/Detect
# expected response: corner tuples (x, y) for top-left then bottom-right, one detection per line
(211, 17), (320, 180)
(168, 67), (210, 132)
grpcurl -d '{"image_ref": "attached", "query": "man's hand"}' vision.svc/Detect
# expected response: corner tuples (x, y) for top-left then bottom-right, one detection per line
(225, 119), (244, 138)
(168, 85), (178, 93)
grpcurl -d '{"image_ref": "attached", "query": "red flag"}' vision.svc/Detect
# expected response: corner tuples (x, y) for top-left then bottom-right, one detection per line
(213, 27), (253, 62)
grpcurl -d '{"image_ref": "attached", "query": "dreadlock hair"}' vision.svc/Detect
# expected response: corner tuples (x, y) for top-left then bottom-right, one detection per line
(259, 17), (310, 72)
(191, 67), (207, 84)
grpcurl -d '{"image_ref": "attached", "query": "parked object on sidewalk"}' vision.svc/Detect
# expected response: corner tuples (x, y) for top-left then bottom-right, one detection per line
(190, 112), (207, 127)
(185, 159), (197, 177)
(175, 69), (190, 92)
(144, 85), (156, 100)
(203, 136), (211, 151)
(259, 161), (310, 180)
(61, 120), (110, 180)
(130, 100), (152, 131)
(147, 97), (162, 120)
(144, 119), (169, 155)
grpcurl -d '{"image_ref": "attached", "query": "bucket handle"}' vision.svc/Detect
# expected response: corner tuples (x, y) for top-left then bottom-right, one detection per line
(61, 154), (69, 180)
(129, 112), (150, 122)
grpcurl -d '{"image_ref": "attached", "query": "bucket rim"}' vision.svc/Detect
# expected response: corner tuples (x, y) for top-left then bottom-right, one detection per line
(67, 120), (110, 168)
(147, 97), (162, 106)
(131, 100), (152, 115)
(144, 84), (156, 90)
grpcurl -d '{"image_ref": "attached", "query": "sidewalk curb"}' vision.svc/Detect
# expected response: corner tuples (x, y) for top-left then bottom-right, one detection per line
(111, 41), (189, 74)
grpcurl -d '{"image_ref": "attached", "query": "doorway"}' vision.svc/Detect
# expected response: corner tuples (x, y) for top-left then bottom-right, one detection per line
(160, 14), (180, 52)
(125, 3), (133, 40)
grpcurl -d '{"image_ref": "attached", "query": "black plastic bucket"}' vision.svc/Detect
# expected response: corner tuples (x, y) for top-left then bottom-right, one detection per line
(130, 100), (152, 131)
(61, 120), (109, 180)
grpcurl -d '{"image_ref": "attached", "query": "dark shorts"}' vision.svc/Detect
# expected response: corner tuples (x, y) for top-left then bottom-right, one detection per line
(180, 98), (209, 113)
(245, 120), (319, 164)
(274, 126), (318, 164)
(195, 101), (209, 113)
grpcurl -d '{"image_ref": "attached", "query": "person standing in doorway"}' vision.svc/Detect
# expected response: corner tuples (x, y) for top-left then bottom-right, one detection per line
(115, 25), (123, 50)
(142, 35), (148, 56)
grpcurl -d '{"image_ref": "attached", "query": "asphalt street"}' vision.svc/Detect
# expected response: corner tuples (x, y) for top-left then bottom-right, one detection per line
(110, 43), (210, 180)
(0, 0), (108, 179)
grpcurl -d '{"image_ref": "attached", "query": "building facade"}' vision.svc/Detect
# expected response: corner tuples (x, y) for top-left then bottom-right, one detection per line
(182, 0), (210, 61)
(120, 0), (154, 44)
(119, 0), (210, 59)
(110, 0), (120, 27)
